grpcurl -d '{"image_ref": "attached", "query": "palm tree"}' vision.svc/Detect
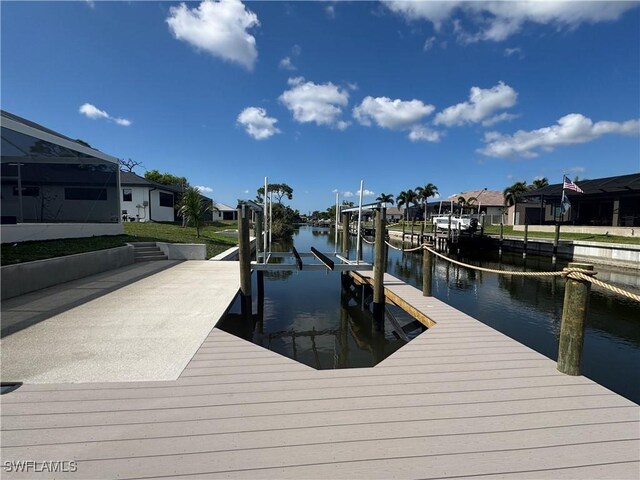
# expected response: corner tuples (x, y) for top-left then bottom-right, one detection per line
(457, 196), (466, 213)
(530, 177), (549, 190)
(416, 183), (438, 225)
(503, 181), (529, 225)
(466, 196), (478, 213)
(376, 193), (394, 205)
(178, 186), (215, 238)
(398, 189), (418, 226)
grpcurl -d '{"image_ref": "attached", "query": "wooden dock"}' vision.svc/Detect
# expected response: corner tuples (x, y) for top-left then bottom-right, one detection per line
(1, 272), (638, 479)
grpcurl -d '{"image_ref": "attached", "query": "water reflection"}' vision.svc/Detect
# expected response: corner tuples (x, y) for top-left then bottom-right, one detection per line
(218, 226), (639, 403)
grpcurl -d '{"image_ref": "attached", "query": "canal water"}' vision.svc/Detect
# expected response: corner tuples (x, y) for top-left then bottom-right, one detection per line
(218, 225), (640, 404)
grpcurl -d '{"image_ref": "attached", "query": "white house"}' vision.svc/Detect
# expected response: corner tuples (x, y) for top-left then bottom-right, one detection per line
(120, 172), (217, 223)
(119, 172), (181, 223)
(1, 110), (124, 243)
(212, 202), (237, 221)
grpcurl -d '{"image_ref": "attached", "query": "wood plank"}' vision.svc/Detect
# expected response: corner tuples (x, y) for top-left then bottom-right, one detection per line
(4, 412), (637, 467)
(2, 384), (614, 431)
(4, 396), (634, 447)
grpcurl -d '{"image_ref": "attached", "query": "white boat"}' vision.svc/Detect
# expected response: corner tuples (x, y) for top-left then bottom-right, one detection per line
(433, 214), (478, 231)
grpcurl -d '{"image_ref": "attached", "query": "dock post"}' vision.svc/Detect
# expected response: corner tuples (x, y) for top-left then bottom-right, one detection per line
(372, 206), (386, 322)
(410, 221), (415, 247)
(341, 212), (350, 258)
(523, 223), (528, 258)
(499, 221), (504, 255)
(553, 223), (561, 262)
(237, 204), (252, 316)
(480, 214), (485, 237)
(447, 214), (452, 243)
(557, 263), (593, 376)
(422, 243), (433, 297)
(255, 212), (263, 262)
(357, 225), (363, 262)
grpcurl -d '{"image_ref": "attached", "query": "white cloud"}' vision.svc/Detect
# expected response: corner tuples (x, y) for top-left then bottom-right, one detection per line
(408, 125), (441, 143)
(279, 77), (350, 129)
(195, 185), (213, 193)
(567, 166), (586, 174)
(237, 107), (281, 140)
(358, 189), (375, 197)
(332, 189), (339, 194)
(343, 191), (354, 198)
(434, 82), (517, 127)
(325, 5), (335, 19)
(291, 44), (301, 56)
(423, 36), (436, 51)
(504, 47), (524, 58)
(243, 189), (249, 194)
(384, 1), (637, 43)
(479, 113), (640, 158)
(79, 103), (131, 126)
(166, 0), (259, 70)
(353, 96), (435, 129)
(279, 56), (296, 71)
(482, 112), (519, 127)
(113, 117), (132, 126)
(79, 103), (109, 120)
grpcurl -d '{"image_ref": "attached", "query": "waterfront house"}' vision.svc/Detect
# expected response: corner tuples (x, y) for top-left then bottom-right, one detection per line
(212, 202), (238, 221)
(120, 171), (216, 223)
(516, 172), (640, 227)
(1, 110), (123, 243)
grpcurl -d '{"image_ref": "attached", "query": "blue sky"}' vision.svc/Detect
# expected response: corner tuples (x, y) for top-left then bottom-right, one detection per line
(2, 1), (639, 213)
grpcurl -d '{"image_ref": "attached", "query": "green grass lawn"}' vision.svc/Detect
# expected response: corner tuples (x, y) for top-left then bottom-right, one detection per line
(1, 221), (239, 266)
(386, 222), (639, 245)
(483, 225), (640, 245)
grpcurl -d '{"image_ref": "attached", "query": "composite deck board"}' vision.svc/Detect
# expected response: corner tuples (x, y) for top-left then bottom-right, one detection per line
(4, 395), (632, 447)
(1, 271), (637, 479)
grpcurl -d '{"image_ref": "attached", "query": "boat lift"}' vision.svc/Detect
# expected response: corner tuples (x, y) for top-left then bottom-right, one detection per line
(246, 178), (382, 273)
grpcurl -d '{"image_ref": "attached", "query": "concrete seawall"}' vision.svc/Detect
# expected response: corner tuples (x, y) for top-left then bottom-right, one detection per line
(386, 230), (640, 270)
(493, 237), (640, 270)
(1, 245), (135, 300)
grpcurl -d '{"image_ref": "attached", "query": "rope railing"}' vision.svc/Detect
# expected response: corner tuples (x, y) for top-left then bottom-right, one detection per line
(362, 233), (640, 302)
(425, 245), (640, 301)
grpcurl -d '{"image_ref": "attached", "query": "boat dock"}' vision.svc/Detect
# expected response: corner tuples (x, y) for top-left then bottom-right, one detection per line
(1, 262), (638, 479)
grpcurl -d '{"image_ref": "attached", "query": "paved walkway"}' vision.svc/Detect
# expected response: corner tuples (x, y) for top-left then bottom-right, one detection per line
(1, 261), (239, 383)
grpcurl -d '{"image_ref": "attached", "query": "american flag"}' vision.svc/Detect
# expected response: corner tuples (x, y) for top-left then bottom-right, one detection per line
(563, 175), (584, 193)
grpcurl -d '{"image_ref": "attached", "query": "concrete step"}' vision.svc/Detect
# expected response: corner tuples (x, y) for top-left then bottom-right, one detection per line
(134, 254), (168, 262)
(135, 251), (164, 258)
(129, 242), (157, 247)
(134, 247), (161, 253)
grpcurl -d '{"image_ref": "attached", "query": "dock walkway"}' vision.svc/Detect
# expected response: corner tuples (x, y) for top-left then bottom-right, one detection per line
(1, 270), (638, 479)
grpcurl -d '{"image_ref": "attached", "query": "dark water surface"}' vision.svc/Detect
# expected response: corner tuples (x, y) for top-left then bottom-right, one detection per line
(219, 226), (640, 403)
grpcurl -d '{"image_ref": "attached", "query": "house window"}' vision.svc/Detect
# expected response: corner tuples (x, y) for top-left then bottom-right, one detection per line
(13, 186), (40, 197)
(159, 192), (174, 208)
(123, 188), (132, 202)
(65, 188), (107, 201)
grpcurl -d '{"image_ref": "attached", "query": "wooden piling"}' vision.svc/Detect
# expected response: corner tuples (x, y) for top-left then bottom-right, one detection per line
(447, 214), (452, 243)
(341, 212), (350, 258)
(422, 242), (432, 297)
(499, 221), (504, 254)
(557, 263), (593, 376)
(255, 212), (263, 262)
(372, 207), (386, 318)
(237, 204), (252, 316)
(553, 223), (561, 256)
(523, 223), (529, 258)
